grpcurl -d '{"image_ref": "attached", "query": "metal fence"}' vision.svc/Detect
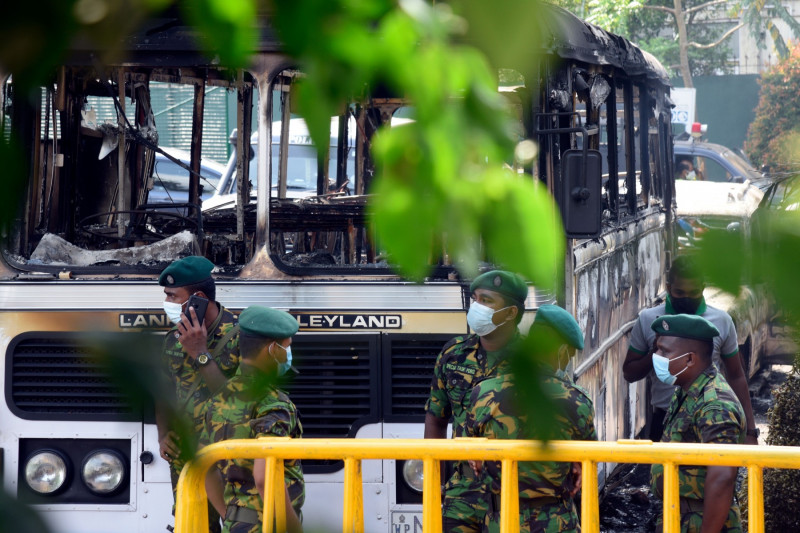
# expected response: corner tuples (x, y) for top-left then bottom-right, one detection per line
(175, 438), (800, 533)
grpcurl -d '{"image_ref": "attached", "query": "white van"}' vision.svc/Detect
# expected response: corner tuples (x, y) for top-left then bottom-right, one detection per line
(203, 117), (356, 210)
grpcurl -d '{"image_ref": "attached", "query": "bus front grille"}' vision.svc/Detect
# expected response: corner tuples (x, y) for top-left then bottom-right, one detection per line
(286, 335), (378, 439)
(7, 334), (138, 420)
(384, 335), (452, 421)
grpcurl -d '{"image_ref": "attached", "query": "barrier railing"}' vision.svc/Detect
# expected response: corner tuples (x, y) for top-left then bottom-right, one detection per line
(176, 438), (800, 533)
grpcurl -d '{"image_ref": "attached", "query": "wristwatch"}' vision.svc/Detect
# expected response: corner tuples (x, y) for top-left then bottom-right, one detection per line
(193, 352), (211, 369)
(746, 428), (760, 438)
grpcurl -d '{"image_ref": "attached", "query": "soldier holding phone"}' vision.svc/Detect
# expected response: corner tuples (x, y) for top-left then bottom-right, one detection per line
(155, 255), (241, 533)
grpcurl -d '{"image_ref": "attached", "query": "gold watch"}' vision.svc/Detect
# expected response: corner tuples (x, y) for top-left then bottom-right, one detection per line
(193, 352), (211, 369)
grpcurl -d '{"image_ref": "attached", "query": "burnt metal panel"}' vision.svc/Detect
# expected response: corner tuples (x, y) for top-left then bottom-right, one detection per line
(534, 5), (670, 85)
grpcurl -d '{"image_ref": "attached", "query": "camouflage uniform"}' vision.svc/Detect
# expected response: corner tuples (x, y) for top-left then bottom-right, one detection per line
(161, 305), (240, 489)
(650, 365), (745, 533)
(465, 366), (597, 533)
(200, 368), (304, 533)
(425, 334), (517, 533)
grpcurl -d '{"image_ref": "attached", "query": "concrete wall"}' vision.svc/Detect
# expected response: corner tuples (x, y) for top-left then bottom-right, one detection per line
(672, 75), (761, 152)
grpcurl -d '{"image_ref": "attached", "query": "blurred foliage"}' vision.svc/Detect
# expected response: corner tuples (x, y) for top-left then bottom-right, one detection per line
(0, 489), (53, 533)
(696, 204), (800, 325)
(745, 42), (800, 173)
(85, 332), (200, 461)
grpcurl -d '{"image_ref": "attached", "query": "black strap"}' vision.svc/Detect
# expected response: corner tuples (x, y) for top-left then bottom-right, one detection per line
(225, 504), (259, 525)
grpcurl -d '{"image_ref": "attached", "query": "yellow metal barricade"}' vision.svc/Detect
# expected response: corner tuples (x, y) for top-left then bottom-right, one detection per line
(176, 438), (800, 533)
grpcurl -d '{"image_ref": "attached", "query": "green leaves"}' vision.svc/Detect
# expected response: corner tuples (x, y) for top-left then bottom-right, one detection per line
(746, 43), (800, 171)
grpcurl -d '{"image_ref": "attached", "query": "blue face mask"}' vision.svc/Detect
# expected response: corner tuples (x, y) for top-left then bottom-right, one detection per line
(271, 342), (293, 376)
(652, 352), (690, 385)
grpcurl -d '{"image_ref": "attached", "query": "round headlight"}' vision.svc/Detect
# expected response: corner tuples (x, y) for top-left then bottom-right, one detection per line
(25, 451), (68, 494)
(402, 459), (424, 493)
(82, 450), (125, 494)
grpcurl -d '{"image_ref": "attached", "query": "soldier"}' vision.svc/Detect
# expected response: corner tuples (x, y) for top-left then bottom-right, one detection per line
(155, 255), (241, 532)
(201, 306), (304, 533)
(623, 255), (758, 444)
(649, 314), (745, 533)
(466, 305), (596, 533)
(425, 270), (527, 533)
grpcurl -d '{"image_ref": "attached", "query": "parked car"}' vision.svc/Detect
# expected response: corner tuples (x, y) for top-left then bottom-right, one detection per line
(674, 139), (767, 187)
(148, 147), (225, 210)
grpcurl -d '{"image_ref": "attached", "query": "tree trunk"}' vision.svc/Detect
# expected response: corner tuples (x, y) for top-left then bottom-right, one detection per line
(674, 0), (693, 88)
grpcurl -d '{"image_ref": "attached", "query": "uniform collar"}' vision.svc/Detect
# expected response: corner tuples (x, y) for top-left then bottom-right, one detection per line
(665, 294), (707, 316)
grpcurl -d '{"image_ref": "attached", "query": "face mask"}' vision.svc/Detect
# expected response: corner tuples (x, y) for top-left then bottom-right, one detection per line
(686, 170), (696, 180)
(671, 296), (703, 315)
(467, 301), (511, 337)
(163, 301), (185, 324)
(271, 342), (293, 376)
(652, 352), (690, 385)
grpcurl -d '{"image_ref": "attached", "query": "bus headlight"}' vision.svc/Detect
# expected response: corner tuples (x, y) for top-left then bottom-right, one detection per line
(82, 450), (125, 494)
(25, 451), (68, 494)
(402, 459), (424, 493)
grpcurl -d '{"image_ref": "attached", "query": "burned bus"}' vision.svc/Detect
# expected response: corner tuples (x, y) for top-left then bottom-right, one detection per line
(0, 5), (673, 532)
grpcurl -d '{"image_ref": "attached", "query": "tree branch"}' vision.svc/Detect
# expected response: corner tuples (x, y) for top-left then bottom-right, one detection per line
(688, 23), (744, 49)
(641, 5), (676, 16)
(685, 0), (729, 16)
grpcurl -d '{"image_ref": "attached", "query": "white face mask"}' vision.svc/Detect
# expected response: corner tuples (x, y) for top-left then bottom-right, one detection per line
(466, 301), (511, 337)
(163, 301), (185, 324)
(686, 170), (697, 180)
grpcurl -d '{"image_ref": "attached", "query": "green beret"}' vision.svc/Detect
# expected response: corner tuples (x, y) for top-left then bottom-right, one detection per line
(532, 305), (584, 350)
(239, 306), (299, 339)
(469, 270), (528, 304)
(159, 256), (215, 287)
(650, 314), (719, 341)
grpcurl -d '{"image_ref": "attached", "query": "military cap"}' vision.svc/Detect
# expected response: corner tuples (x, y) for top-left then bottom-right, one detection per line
(469, 270), (528, 304)
(650, 313), (720, 341)
(159, 256), (215, 287)
(239, 306), (299, 339)
(532, 304), (584, 350)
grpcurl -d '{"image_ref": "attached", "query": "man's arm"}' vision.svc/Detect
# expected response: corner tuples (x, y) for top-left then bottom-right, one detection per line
(254, 459), (302, 533)
(623, 348), (652, 383)
(154, 404), (181, 463)
(424, 412), (448, 439)
(623, 315), (653, 383)
(178, 307), (229, 392)
(722, 353), (758, 445)
(205, 467), (227, 518)
(701, 465), (738, 532)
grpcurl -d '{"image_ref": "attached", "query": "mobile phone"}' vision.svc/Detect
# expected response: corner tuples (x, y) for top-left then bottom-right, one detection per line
(186, 295), (209, 326)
